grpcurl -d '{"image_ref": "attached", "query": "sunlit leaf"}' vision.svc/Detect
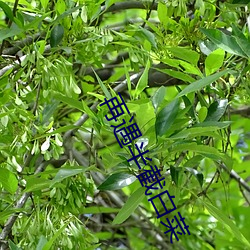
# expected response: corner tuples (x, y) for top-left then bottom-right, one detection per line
(0, 168), (18, 194)
(112, 187), (145, 225)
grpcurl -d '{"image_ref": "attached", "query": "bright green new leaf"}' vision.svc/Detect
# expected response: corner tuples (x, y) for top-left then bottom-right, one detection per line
(134, 59), (151, 98)
(168, 47), (200, 65)
(157, 1), (168, 24)
(112, 187), (145, 225)
(0, 168), (18, 194)
(205, 49), (225, 75)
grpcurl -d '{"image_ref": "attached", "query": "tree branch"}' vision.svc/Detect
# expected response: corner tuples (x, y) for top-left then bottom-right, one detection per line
(219, 162), (250, 193)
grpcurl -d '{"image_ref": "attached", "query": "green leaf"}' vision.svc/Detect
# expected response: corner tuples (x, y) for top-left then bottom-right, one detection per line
(200, 28), (247, 58)
(168, 47), (200, 65)
(205, 49), (225, 75)
(156, 68), (195, 83)
(0, 25), (23, 42)
(194, 121), (231, 129)
(0, 2), (14, 21)
(94, 71), (112, 99)
(36, 236), (48, 250)
(138, 27), (157, 48)
(157, 1), (168, 24)
(155, 99), (179, 137)
(205, 99), (228, 122)
(24, 177), (51, 192)
(198, 106), (208, 122)
(0, 209), (23, 223)
(0, 168), (18, 194)
(134, 59), (150, 98)
(42, 223), (69, 250)
(51, 166), (86, 186)
(50, 24), (64, 47)
(8, 241), (21, 250)
(170, 166), (181, 186)
(151, 86), (166, 111)
(170, 126), (221, 139)
(203, 201), (250, 248)
(185, 167), (204, 187)
(80, 206), (120, 214)
(53, 92), (84, 112)
(98, 173), (136, 191)
(112, 187), (145, 224)
(41, 100), (60, 125)
(176, 70), (231, 98)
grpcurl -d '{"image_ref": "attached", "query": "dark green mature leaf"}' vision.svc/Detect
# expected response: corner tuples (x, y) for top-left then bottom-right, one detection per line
(50, 24), (64, 47)
(170, 166), (181, 186)
(98, 173), (136, 190)
(0, 168), (18, 194)
(185, 167), (204, 187)
(200, 28), (247, 58)
(176, 70), (231, 97)
(112, 187), (145, 224)
(205, 99), (228, 122)
(232, 0), (250, 4)
(0, 2), (14, 21)
(155, 99), (179, 137)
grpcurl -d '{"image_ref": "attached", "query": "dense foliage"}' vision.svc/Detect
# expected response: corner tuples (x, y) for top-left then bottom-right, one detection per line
(0, 0), (250, 249)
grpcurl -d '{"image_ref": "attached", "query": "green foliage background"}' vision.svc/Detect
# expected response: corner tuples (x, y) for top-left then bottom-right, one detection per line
(0, 0), (250, 249)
